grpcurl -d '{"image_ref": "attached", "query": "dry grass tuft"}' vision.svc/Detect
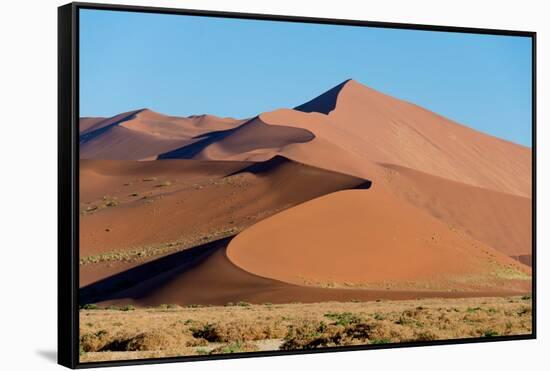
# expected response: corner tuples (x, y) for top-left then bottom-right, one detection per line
(208, 341), (259, 354)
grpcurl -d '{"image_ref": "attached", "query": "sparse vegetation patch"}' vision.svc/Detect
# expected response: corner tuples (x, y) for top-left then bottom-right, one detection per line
(80, 296), (532, 363)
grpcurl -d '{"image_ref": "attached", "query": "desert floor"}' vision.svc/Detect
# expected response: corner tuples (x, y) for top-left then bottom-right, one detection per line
(79, 295), (532, 362)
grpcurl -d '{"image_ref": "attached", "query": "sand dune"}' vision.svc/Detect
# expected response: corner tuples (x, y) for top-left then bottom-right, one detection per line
(227, 189), (530, 291)
(80, 110), (142, 136)
(270, 80), (531, 197)
(79, 156), (370, 264)
(80, 109), (244, 160)
(159, 116), (315, 161)
(160, 107), (379, 181)
(80, 158), (251, 203)
(324, 80), (532, 197)
(81, 238), (528, 307)
(79, 117), (106, 133)
(379, 164), (532, 261)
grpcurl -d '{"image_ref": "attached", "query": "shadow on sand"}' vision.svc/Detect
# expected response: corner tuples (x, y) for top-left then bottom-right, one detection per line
(79, 237), (232, 305)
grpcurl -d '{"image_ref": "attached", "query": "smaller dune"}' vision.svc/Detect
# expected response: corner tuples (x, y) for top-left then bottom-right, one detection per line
(80, 109), (244, 160)
(227, 188), (530, 292)
(79, 156), (371, 278)
(159, 116), (315, 161)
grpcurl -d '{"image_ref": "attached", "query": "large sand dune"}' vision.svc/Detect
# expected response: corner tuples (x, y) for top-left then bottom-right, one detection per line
(324, 80), (531, 197)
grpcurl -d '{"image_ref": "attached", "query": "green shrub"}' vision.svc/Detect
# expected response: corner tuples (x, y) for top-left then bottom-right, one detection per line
(191, 323), (221, 342)
(208, 341), (258, 354)
(371, 338), (390, 345)
(280, 319), (372, 350)
(324, 312), (362, 326)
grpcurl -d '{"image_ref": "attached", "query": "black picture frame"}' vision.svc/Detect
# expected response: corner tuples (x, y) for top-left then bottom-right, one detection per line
(58, 2), (537, 368)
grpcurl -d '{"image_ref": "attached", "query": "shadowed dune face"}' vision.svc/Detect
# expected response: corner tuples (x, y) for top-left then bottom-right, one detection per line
(227, 189), (530, 291)
(294, 79), (351, 114)
(84, 247), (528, 306)
(80, 110), (142, 137)
(81, 238), (528, 307)
(80, 117), (106, 134)
(80, 125), (190, 161)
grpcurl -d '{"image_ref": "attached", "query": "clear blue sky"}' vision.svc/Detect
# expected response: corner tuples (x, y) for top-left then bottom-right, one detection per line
(79, 9), (532, 147)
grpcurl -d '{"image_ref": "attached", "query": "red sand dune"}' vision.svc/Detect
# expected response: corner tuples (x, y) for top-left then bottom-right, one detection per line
(79, 117), (105, 133)
(379, 163), (532, 261)
(80, 158), (250, 203)
(328, 80), (531, 197)
(79, 156), (370, 262)
(227, 189), (530, 291)
(80, 109), (244, 160)
(81, 239), (528, 307)
(192, 116), (314, 161)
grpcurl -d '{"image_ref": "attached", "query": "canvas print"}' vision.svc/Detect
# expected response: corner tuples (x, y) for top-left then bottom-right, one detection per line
(77, 9), (533, 363)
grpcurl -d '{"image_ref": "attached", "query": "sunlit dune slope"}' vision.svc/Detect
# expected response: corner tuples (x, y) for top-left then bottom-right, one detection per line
(227, 189), (530, 291)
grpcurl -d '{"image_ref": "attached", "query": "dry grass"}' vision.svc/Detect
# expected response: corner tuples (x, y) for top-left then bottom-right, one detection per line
(79, 227), (240, 265)
(79, 295), (532, 362)
(79, 203), (292, 266)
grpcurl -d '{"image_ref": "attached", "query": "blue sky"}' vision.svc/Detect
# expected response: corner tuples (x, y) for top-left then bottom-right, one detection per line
(79, 9), (533, 147)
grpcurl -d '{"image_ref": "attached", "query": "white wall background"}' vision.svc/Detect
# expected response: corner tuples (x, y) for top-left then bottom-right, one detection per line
(0, 0), (546, 369)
